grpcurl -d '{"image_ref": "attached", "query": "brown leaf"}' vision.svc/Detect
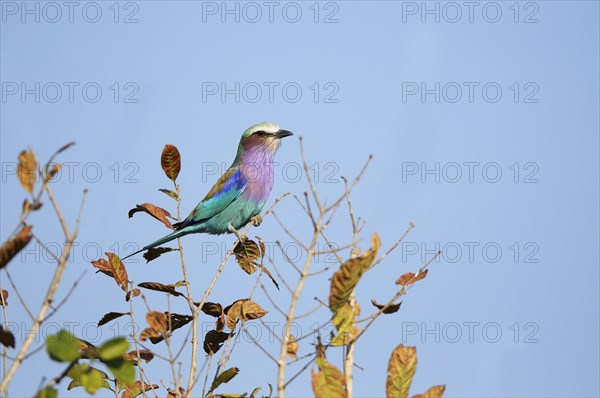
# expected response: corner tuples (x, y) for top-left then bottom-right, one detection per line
(241, 300), (268, 321)
(328, 233), (380, 313)
(161, 144), (181, 181)
(201, 302), (223, 317)
(255, 236), (266, 257)
(122, 381), (158, 398)
(395, 270), (428, 286)
(233, 239), (260, 274)
(146, 313), (193, 344)
(225, 300), (244, 330)
(371, 299), (402, 314)
(143, 247), (176, 263)
(128, 203), (174, 229)
(139, 328), (160, 342)
(0, 325), (15, 348)
(91, 258), (113, 278)
(146, 311), (168, 333)
(412, 385), (446, 398)
(97, 312), (130, 327)
(259, 264), (280, 290)
(0, 225), (33, 269)
(17, 150), (37, 194)
(0, 290), (8, 307)
(45, 163), (62, 182)
(386, 344), (417, 398)
(78, 339), (99, 359)
(215, 314), (225, 332)
(138, 281), (183, 297)
(106, 252), (129, 292)
(123, 349), (155, 366)
(203, 330), (232, 354)
(286, 335), (298, 358)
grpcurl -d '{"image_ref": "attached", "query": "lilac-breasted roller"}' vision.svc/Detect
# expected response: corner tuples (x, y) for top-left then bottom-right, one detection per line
(123, 122), (292, 259)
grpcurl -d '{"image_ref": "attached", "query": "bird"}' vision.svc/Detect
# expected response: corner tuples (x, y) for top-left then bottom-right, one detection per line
(122, 122), (293, 260)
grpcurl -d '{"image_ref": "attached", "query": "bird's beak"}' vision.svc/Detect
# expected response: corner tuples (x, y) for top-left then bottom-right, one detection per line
(275, 129), (293, 139)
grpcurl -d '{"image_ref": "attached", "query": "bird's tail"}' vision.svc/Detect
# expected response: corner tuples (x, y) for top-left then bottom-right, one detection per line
(121, 228), (189, 260)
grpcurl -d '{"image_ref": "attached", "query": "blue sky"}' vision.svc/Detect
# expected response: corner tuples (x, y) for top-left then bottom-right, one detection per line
(1, 1), (599, 397)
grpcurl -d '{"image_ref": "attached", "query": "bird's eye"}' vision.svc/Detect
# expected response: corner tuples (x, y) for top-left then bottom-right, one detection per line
(255, 131), (266, 137)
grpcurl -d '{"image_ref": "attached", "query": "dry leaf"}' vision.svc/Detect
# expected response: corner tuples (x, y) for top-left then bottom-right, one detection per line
(123, 349), (154, 365)
(371, 299), (402, 314)
(201, 302), (223, 317)
(0, 325), (15, 348)
(106, 252), (129, 292)
(138, 281), (183, 297)
(143, 247), (176, 263)
(128, 203), (174, 229)
(161, 144), (181, 181)
(1, 290), (8, 307)
(97, 312), (130, 327)
(286, 335), (298, 358)
(17, 150), (37, 194)
(146, 311), (168, 333)
(395, 270), (428, 286)
(412, 385), (446, 398)
(203, 330), (231, 354)
(233, 239), (260, 274)
(241, 300), (268, 320)
(0, 225), (33, 269)
(122, 381), (158, 398)
(225, 300), (244, 330)
(139, 328), (160, 342)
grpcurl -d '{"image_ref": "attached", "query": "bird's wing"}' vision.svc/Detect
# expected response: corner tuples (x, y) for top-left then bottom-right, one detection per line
(176, 167), (246, 228)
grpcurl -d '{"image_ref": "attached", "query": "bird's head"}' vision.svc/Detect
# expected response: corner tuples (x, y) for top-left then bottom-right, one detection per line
(239, 122), (293, 154)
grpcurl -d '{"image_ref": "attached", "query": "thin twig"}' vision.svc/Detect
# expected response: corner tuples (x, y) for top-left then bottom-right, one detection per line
(0, 187), (86, 393)
(3, 270), (34, 321)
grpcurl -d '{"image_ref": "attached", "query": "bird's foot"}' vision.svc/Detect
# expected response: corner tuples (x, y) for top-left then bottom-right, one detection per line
(228, 225), (247, 242)
(250, 215), (263, 227)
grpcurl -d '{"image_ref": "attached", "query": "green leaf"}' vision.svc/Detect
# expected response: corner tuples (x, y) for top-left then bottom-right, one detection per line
(328, 233), (380, 312)
(386, 344), (417, 398)
(311, 356), (347, 398)
(46, 330), (80, 362)
(67, 364), (110, 394)
(249, 387), (261, 398)
(208, 367), (239, 394)
(330, 303), (358, 346)
(98, 337), (129, 361)
(104, 357), (135, 386)
(159, 189), (179, 200)
(34, 387), (57, 398)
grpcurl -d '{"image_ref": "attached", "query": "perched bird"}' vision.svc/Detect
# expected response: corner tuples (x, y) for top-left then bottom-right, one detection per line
(123, 122), (293, 259)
